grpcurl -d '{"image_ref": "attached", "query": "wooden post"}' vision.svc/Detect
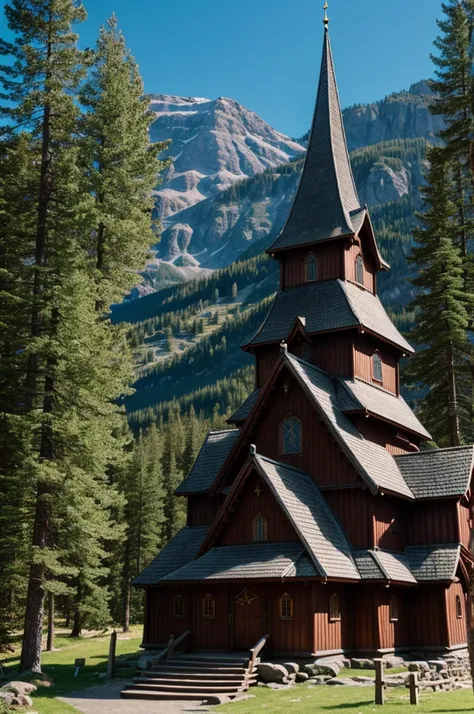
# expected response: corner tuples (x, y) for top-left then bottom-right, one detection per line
(374, 658), (385, 705)
(107, 630), (117, 679)
(409, 672), (419, 705)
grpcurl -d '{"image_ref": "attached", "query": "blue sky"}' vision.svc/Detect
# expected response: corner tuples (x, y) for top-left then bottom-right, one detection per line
(0, 0), (442, 137)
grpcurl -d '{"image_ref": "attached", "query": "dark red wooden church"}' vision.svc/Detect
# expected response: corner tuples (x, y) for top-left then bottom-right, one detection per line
(135, 18), (474, 657)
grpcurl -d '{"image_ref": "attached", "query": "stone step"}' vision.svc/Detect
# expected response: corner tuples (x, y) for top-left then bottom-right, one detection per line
(142, 670), (247, 680)
(169, 657), (247, 667)
(120, 689), (229, 703)
(130, 681), (244, 694)
(152, 663), (248, 675)
(134, 676), (255, 688)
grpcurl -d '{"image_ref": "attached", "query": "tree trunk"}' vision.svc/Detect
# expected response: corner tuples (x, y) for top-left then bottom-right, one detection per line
(46, 592), (54, 652)
(70, 608), (82, 638)
(123, 582), (130, 634)
(447, 342), (461, 447)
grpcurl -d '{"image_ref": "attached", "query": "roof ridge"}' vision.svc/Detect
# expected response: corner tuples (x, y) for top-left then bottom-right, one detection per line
(349, 377), (405, 400)
(208, 429), (240, 436)
(395, 445), (474, 458)
(254, 453), (311, 478)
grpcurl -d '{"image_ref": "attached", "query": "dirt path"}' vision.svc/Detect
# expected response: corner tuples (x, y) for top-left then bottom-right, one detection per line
(59, 681), (209, 714)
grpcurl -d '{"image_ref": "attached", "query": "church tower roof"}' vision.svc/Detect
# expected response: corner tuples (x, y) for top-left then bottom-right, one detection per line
(269, 23), (363, 253)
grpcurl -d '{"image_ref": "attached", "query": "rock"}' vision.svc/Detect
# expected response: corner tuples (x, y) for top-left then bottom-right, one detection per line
(0, 681), (37, 696)
(0, 691), (15, 705)
(295, 672), (309, 682)
(351, 676), (374, 683)
(16, 694), (33, 707)
(137, 654), (154, 671)
(265, 682), (287, 690)
(284, 662), (299, 675)
(307, 675), (331, 685)
(428, 660), (447, 671)
(326, 678), (356, 686)
(256, 663), (289, 684)
(351, 658), (375, 669)
(383, 656), (405, 669)
(408, 661), (429, 673)
(228, 694), (256, 702)
(302, 663), (319, 676)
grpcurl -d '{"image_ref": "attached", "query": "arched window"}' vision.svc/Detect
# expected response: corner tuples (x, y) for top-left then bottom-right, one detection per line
(253, 513), (267, 542)
(203, 594), (215, 619)
(329, 594), (341, 622)
(279, 593), (293, 620)
(301, 343), (312, 363)
(282, 414), (302, 455)
(305, 253), (317, 282)
(355, 254), (364, 286)
(174, 595), (184, 618)
(372, 351), (383, 383)
(389, 596), (399, 622)
(456, 595), (463, 619)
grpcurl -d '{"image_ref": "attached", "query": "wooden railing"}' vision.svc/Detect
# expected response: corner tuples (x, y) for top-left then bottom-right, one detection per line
(155, 630), (191, 665)
(247, 634), (270, 673)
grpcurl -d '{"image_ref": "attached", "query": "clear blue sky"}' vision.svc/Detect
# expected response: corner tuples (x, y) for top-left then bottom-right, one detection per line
(0, 0), (442, 137)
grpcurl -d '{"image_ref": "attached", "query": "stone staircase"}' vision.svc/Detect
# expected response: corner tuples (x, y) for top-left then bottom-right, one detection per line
(120, 652), (258, 703)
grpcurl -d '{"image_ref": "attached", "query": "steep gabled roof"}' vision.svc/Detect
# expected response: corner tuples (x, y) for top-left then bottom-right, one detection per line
(245, 280), (413, 354)
(175, 429), (240, 495)
(406, 544), (461, 582)
(336, 378), (431, 440)
(285, 353), (415, 499)
(395, 446), (474, 500)
(133, 526), (208, 586)
(161, 542), (317, 582)
(353, 549), (416, 584)
(269, 28), (360, 252)
(227, 390), (262, 426)
(255, 455), (360, 580)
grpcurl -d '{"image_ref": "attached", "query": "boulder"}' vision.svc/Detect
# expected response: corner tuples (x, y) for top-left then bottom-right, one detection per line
(408, 661), (429, 673)
(307, 675), (331, 685)
(137, 654), (154, 671)
(326, 678), (355, 686)
(302, 663), (319, 677)
(313, 660), (341, 678)
(351, 676), (374, 683)
(256, 663), (289, 684)
(295, 671), (309, 682)
(383, 656), (405, 669)
(284, 662), (299, 675)
(351, 658), (375, 669)
(1, 681), (37, 696)
(428, 660), (447, 671)
(16, 694), (33, 707)
(0, 691), (15, 705)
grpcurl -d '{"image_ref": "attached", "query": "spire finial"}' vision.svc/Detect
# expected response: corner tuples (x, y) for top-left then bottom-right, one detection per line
(323, 1), (329, 27)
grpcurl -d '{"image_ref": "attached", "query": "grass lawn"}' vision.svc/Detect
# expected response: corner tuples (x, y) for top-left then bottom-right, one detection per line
(218, 684), (474, 714)
(1, 626), (143, 713)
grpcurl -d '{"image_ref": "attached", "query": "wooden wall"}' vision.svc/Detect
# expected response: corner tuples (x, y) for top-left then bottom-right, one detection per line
(144, 587), (190, 646)
(457, 501), (471, 549)
(377, 588), (409, 650)
(372, 499), (405, 551)
(313, 583), (353, 653)
(445, 582), (467, 647)
(323, 489), (374, 548)
(408, 501), (459, 545)
(344, 241), (376, 294)
(357, 419), (420, 456)
(266, 583), (312, 653)
(187, 495), (221, 527)
(353, 336), (399, 394)
(218, 472), (298, 546)
(408, 587), (447, 648)
(255, 345), (280, 388)
(251, 372), (362, 489)
(312, 333), (353, 377)
(281, 243), (343, 289)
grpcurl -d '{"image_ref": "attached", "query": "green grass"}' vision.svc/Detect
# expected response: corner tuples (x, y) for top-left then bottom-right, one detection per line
(218, 684), (474, 713)
(1, 627), (143, 713)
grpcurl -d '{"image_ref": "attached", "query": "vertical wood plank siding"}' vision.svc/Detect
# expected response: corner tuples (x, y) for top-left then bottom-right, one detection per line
(251, 373), (361, 488)
(192, 586), (229, 650)
(145, 587), (190, 645)
(408, 588), (447, 648)
(353, 587), (378, 650)
(282, 243), (344, 288)
(312, 334), (353, 376)
(344, 241), (376, 294)
(372, 500), (405, 550)
(323, 490), (373, 548)
(377, 587), (409, 650)
(266, 583), (312, 653)
(353, 337), (399, 394)
(408, 502), (459, 545)
(313, 583), (352, 653)
(256, 345), (281, 387)
(457, 502), (471, 548)
(187, 495), (221, 526)
(357, 419), (420, 456)
(445, 582), (467, 646)
(219, 473), (298, 546)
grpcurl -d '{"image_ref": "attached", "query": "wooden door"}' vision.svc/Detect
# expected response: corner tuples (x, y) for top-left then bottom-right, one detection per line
(233, 587), (264, 650)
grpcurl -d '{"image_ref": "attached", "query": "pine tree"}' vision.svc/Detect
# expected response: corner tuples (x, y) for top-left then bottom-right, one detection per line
(162, 413), (185, 542)
(181, 406), (202, 475)
(407, 148), (473, 446)
(79, 15), (169, 310)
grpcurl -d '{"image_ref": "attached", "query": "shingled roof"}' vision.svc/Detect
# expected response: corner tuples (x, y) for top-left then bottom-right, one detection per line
(286, 353), (414, 499)
(269, 28), (361, 252)
(133, 526), (208, 586)
(406, 544), (461, 582)
(175, 430), (240, 495)
(227, 389), (262, 425)
(255, 455), (360, 580)
(336, 378), (431, 440)
(246, 280), (413, 354)
(161, 542), (317, 582)
(395, 447), (474, 500)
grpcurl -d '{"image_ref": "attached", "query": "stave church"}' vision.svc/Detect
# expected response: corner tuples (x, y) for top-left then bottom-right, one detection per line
(134, 13), (474, 658)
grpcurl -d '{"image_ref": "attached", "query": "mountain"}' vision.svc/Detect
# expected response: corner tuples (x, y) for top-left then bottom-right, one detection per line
(114, 80), (443, 426)
(139, 82), (443, 291)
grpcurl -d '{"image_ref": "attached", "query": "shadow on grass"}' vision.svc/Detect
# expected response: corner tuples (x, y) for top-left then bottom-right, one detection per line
(320, 703), (373, 711)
